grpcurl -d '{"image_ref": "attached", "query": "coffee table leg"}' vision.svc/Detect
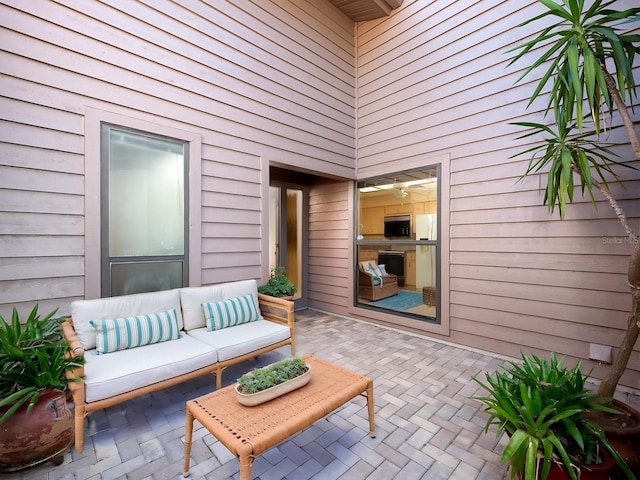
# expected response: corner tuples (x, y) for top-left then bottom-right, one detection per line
(366, 381), (376, 437)
(183, 407), (194, 477)
(237, 442), (253, 480)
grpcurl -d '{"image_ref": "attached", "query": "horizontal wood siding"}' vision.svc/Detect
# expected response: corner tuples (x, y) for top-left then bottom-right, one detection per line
(353, 0), (640, 389)
(308, 179), (351, 312)
(0, 0), (355, 318)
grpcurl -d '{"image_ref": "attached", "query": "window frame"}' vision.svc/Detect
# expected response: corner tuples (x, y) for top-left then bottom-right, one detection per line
(84, 108), (201, 299)
(100, 124), (189, 297)
(355, 166), (441, 323)
(350, 156), (450, 337)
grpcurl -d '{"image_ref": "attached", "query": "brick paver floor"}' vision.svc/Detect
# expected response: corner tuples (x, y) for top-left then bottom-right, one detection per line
(5, 310), (521, 479)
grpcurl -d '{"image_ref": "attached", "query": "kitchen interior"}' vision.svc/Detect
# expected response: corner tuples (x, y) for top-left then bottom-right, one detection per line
(357, 168), (438, 318)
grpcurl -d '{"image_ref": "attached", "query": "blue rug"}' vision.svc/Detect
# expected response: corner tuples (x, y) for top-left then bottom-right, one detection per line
(370, 290), (423, 311)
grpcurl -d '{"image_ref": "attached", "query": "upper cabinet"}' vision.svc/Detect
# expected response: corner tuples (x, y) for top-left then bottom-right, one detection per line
(359, 206), (385, 234)
(384, 204), (411, 215)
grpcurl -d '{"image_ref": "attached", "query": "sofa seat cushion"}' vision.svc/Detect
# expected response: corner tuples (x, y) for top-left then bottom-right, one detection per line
(187, 319), (290, 362)
(84, 335), (217, 403)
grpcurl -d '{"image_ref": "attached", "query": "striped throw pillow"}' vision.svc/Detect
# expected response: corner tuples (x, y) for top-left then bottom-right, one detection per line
(90, 309), (181, 354)
(202, 294), (261, 331)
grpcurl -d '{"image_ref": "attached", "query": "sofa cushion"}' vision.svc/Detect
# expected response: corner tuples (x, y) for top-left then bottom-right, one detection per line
(71, 289), (183, 350)
(202, 294), (260, 331)
(187, 319), (290, 362)
(361, 260), (384, 278)
(83, 334), (217, 403)
(179, 279), (261, 331)
(90, 308), (181, 354)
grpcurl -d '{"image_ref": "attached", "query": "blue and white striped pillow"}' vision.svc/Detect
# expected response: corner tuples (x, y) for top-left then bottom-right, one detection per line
(90, 309), (181, 354)
(202, 294), (261, 331)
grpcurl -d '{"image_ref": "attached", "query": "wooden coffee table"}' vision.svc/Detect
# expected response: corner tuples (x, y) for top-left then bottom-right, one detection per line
(182, 354), (375, 480)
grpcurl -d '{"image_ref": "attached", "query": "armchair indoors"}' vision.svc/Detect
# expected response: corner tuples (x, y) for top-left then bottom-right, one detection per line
(358, 260), (399, 301)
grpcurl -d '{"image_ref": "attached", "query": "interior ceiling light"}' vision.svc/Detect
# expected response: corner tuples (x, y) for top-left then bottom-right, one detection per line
(359, 177), (436, 193)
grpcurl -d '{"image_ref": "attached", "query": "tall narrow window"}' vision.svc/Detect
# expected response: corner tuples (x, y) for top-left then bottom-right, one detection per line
(101, 125), (188, 296)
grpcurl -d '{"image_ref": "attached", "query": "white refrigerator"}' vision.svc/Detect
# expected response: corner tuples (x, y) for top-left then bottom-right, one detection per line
(415, 214), (437, 289)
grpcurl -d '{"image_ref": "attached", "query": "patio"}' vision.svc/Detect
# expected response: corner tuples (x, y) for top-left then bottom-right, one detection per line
(8, 310), (520, 480)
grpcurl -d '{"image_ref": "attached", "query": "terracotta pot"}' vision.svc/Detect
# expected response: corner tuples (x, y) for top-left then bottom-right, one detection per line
(235, 366), (311, 406)
(512, 448), (616, 480)
(0, 389), (73, 471)
(583, 399), (640, 477)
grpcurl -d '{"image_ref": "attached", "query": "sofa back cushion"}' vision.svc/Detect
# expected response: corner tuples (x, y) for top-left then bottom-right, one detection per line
(202, 294), (261, 331)
(71, 289), (183, 350)
(90, 308), (181, 354)
(179, 279), (261, 331)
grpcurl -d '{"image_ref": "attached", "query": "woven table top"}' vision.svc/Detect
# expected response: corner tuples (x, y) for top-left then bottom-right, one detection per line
(187, 354), (372, 458)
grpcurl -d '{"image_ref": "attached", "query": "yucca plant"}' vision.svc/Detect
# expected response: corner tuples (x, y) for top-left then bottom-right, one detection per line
(509, 0), (640, 397)
(0, 305), (84, 422)
(473, 352), (634, 480)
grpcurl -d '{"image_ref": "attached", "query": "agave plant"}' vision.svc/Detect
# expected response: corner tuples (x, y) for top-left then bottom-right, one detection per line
(473, 352), (633, 480)
(509, 0), (640, 397)
(0, 305), (84, 422)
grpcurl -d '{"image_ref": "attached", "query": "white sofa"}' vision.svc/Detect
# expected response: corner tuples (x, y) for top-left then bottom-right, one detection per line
(62, 279), (295, 453)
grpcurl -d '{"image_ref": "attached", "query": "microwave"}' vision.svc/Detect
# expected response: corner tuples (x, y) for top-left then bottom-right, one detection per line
(384, 215), (411, 238)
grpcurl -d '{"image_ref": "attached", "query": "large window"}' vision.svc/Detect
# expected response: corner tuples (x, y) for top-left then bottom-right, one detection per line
(356, 166), (439, 323)
(101, 125), (188, 296)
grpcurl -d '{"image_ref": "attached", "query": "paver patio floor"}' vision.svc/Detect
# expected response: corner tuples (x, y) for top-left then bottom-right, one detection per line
(7, 309), (519, 480)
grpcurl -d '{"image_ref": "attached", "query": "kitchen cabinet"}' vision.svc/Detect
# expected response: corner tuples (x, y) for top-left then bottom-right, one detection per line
(359, 206), (385, 234)
(385, 204), (412, 215)
(358, 248), (379, 263)
(405, 250), (416, 288)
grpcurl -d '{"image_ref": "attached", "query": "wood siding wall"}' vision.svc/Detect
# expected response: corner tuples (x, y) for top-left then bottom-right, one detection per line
(0, 0), (356, 318)
(308, 179), (351, 311)
(349, 0), (639, 389)
(1, 0), (638, 391)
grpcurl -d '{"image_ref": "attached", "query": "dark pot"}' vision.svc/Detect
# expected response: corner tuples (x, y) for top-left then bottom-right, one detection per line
(0, 389), (74, 471)
(584, 399), (640, 477)
(545, 447), (615, 480)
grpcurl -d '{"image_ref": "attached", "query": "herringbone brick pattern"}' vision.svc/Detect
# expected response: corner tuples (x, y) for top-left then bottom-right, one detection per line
(7, 310), (515, 480)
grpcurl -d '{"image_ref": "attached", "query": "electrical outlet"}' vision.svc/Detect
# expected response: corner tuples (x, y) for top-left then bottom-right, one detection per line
(589, 343), (612, 364)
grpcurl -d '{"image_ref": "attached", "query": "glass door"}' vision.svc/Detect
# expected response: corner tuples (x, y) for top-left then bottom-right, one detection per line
(268, 186), (302, 300)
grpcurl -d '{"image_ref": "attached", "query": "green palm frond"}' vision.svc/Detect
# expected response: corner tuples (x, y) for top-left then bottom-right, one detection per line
(511, 120), (631, 218)
(510, 0), (639, 132)
(508, 0), (639, 219)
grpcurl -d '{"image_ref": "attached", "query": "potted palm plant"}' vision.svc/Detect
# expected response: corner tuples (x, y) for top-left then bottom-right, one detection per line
(473, 352), (634, 480)
(0, 305), (84, 471)
(257, 266), (297, 299)
(508, 1), (640, 473)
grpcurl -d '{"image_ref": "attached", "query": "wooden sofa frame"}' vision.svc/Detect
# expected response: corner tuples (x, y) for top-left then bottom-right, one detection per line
(62, 293), (295, 453)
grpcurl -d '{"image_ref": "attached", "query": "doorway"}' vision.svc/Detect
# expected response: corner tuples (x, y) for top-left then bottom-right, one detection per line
(268, 186), (303, 303)
(268, 167), (312, 308)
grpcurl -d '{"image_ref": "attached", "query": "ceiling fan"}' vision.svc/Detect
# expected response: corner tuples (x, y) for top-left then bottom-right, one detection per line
(392, 182), (409, 198)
